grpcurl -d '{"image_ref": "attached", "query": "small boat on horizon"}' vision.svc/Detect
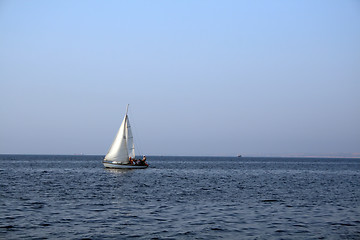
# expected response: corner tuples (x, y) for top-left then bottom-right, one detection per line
(103, 105), (148, 169)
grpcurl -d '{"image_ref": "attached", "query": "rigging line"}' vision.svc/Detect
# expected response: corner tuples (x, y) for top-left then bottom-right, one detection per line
(133, 124), (143, 157)
(128, 107), (144, 157)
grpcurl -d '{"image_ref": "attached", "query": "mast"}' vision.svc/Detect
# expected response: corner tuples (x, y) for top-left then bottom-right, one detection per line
(126, 104), (129, 116)
(125, 104), (135, 158)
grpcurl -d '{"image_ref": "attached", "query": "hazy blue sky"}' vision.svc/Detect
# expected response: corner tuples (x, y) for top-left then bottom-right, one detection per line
(1, 0), (359, 156)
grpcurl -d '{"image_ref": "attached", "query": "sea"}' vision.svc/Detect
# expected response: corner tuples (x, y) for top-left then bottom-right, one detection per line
(0, 155), (359, 240)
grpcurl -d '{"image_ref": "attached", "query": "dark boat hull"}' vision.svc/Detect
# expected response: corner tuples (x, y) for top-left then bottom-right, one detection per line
(103, 161), (148, 169)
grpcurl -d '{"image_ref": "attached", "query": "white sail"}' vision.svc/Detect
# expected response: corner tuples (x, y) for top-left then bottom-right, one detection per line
(104, 114), (130, 164)
(126, 117), (135, 159)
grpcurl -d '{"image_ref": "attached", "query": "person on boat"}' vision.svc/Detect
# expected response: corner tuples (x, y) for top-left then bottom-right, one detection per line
(129, 157), (134, 165)
(139, 155), (148, 166)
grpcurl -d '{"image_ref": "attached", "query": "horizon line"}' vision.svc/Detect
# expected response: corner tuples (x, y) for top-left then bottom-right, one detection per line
(0, 153), (360, 159)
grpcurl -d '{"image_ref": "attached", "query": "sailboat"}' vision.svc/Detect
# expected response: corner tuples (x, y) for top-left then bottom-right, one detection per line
(103, 105), (148, 169)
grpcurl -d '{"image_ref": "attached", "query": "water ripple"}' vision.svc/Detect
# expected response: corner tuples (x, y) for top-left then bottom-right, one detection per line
(0, 155), (359, 239)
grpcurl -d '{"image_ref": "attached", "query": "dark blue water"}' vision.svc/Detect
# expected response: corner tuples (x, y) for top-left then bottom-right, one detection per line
(0, 155), (359, 239)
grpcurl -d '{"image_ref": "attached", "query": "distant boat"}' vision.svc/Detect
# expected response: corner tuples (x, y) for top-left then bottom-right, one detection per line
(103, 105), (148, 169)
(237, 154), (242, 158)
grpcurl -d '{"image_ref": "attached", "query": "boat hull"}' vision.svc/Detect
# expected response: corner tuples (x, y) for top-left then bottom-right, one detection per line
(103, 161), (148, 169)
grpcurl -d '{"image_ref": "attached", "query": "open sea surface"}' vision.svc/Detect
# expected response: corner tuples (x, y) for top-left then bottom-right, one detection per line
(0, 155), (359, 239)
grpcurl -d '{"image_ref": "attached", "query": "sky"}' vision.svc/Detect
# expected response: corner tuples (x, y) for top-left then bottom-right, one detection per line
(0, 0), (359, 156)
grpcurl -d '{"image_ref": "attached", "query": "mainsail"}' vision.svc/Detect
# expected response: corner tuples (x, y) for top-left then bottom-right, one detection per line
(104, 110), (134, 164)
(126, 118), (135, 159)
